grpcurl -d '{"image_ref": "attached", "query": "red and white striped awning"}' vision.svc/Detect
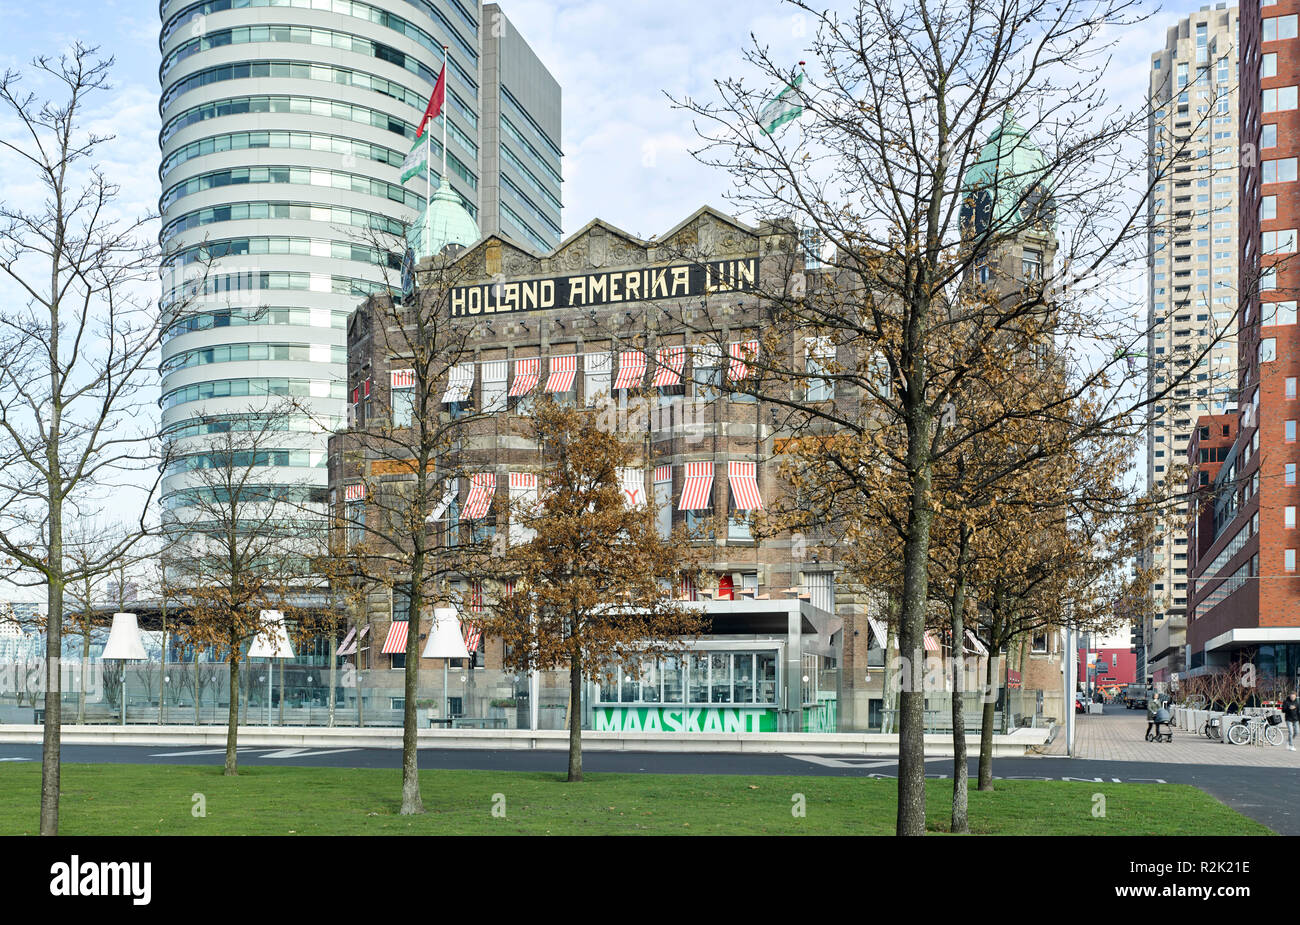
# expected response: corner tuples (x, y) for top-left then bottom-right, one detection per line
(619, 468), (645, 508)
(462, 472), (497, 520)
(652, 345), (686, 387)
(923, 632), (941, 652)
(391, 368), (415, 389)
(509, 357), (540, 396)
(728, 340), (759, 381)
(344, 483), (366, 502)
(678, 461), (714, 510)
(335, 626), (357, 657)
(442, 362), (474, 403)
(545, 354), (578, 392)
(381, 621), (408, 655)
(964, 630), (989, 656)
(508, 471), (537, 491)
(727, 461), (763, 510)
(464, 621), (482, 654)
(614, 350), (647, 390)
(653, 465), (672, 484)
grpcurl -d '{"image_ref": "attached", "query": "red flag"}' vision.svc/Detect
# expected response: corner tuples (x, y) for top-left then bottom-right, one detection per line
(416, 64), (446, 139)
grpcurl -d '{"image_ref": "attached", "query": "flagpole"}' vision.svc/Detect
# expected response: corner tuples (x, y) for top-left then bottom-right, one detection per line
(441, 44), (449, 194)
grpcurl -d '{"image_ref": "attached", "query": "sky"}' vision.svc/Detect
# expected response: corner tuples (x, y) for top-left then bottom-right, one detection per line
(0, 0), (1218, 239)
(0, 0), (1225, 602)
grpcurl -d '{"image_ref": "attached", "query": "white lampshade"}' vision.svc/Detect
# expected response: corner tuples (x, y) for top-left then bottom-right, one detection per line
(422, 607), (470, 659)
(248, 609), (294, 659)
(101, 612), (147, 661)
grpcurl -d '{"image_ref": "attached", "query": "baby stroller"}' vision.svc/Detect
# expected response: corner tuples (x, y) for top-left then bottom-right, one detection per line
(1145, 704), (1174, 743)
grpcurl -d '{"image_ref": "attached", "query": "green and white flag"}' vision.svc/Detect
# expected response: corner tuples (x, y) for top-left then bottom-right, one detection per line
(758, 72), (805, 136)
(400, 135), (427, 184)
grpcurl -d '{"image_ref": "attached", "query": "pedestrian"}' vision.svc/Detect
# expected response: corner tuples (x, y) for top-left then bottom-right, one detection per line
(1146, 696), (1158, 740)
(1283, 692), (1300, 751)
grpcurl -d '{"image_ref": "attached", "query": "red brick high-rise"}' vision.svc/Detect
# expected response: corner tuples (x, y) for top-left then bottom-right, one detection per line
(1189, 0), (1300, 684)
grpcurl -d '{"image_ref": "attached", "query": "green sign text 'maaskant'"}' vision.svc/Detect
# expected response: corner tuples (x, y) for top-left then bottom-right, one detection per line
(594, 706), (777, 733)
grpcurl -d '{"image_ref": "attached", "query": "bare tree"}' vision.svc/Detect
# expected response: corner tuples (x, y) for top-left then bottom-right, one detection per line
(164, 405), (322, 774)
(666, 0), (1240, 835)
(327, 241), (507, 815)
(0, 45), (206, 834)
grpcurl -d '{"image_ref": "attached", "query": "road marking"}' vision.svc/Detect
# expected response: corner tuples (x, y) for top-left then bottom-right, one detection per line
(148, 747), (361, 759)
(254, 748), (360, 759)
(785, 754), (949, 769)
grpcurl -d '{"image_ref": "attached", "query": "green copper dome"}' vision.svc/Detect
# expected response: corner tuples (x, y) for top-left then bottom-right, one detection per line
(960, 111), (1054, 235)
(407, 184), (480, 259)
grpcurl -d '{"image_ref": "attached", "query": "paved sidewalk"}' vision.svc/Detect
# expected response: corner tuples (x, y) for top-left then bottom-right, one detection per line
(1044, 706), (1300, 766)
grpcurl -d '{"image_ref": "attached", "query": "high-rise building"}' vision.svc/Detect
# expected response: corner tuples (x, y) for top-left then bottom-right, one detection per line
(157, 0), (561, 525)
(1186, 0), (1300, 681)
(1143, 4), (1240, 685)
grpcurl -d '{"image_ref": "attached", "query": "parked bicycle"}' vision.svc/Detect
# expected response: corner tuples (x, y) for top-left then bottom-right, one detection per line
(1201, 715), (1222, 741)
(1226, 713), (1284, 747)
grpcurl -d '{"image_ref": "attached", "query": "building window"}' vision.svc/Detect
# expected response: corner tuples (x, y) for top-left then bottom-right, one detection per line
(1021, 248), (1043, 280)
(805, 337), (835, 402)
(1288, 420), (1297, 443)
(1264, 124), (1279, 149)
(1263, 87), (1298, 113)
(1260, 338), (1276, 363)
(1264, 230), (1298, 254)
(1288, 377), (1297, 399)
(392, 385), (414, 428)
(346, 499), (365, 547)
(1031, 632), (1048, 654)
(1287, 506), (1297, 529)
(1264, 195), (1278, 221)
(1264, 53), (1278, 78)
(1289, 463), (1297, 487)
(727, 508), (753, 542)
(1288, 549), (1298, 572)
(1263, 14), (1299, 41)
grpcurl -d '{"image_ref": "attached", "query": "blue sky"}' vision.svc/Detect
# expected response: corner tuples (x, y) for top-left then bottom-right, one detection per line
(0, 0), (1223, 602)
(0, 0), (1219, 240)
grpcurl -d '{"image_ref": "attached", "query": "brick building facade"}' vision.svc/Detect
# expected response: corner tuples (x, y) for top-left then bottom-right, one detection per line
(1188, 0), (1300, 685)
(330, 196), (1071, 730)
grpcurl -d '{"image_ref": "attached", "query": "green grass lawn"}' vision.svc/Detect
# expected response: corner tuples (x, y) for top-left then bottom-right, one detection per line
(0, 763), (1271, 835)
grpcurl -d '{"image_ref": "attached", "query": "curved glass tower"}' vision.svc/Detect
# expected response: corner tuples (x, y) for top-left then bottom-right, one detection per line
(157, 0), (561, 524)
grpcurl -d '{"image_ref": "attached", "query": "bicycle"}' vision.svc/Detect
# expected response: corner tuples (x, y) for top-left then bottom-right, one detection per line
(1226, 714), (1283, 747)
(1201, 715), (1222, 741)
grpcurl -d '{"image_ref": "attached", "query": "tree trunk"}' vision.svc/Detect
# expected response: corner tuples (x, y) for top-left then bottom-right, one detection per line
(896, 408), (934, 837)
(978, 611), (1002, 791)
(399, 578), (424, 815)
(567, 649), (583, 782)
(39, 574), (63, 836)
(224, 637), (240, 776)
(949, 526), (971, 834)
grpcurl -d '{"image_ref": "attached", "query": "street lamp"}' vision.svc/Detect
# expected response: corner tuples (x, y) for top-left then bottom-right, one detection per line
(102, 612), (146, 726)
(248, 610), (294, 726)
(422, 607), (469, 724)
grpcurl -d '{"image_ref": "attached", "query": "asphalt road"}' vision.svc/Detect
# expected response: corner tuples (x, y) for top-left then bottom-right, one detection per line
(2, 742), (1294, 834)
